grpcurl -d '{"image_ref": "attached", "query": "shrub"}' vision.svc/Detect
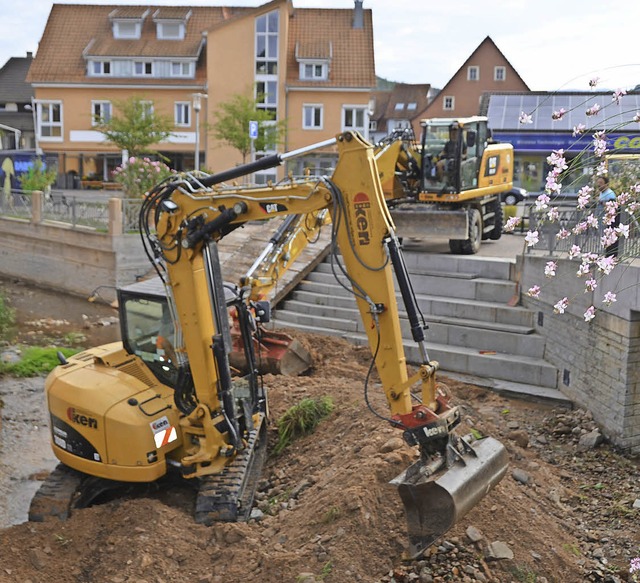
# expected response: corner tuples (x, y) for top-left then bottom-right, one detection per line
(274, 396), (334, 455)
(112, 156), (174, 197)
(0, 291), (15, 341)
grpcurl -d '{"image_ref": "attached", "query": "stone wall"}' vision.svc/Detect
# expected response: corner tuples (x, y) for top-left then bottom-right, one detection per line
(0, 216), (150, 302)
(520, 253), (640, 453)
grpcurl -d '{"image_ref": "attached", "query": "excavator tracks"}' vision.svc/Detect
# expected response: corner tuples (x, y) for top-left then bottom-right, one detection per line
(28, 464), (84, 522)
(195, 414), (267, 524)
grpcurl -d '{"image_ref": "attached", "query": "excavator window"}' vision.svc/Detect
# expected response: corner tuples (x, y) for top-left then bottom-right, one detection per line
(119, 293), (179, 387)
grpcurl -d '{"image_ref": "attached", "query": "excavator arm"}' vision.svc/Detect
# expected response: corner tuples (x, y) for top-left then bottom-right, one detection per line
(139, 131), (507, 555)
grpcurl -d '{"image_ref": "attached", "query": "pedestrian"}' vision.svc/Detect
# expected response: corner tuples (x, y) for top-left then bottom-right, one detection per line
(595, 175), (619, 258)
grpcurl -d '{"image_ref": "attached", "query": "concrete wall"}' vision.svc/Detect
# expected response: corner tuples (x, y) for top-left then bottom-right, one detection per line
(0, 214), (150, 302)
(520, 253), (640, 453)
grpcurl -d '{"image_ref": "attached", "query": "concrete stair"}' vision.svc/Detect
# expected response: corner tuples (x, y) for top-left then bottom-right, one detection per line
(271, 251), (559, 389)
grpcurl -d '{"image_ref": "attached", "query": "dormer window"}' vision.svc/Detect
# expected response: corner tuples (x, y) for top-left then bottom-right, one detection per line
(153, 8), (191, 40)
(110, 8), (149, 40)
(134, 61), (154, 76)
(300, 62), (328, 81)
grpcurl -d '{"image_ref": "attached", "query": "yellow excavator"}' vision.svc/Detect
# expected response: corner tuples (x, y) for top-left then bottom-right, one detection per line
(30, 132), (508, 557)
(375, 116), (514, 254)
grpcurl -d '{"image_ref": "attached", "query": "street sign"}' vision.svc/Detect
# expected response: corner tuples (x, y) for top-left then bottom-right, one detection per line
(249, 120), (259, 140)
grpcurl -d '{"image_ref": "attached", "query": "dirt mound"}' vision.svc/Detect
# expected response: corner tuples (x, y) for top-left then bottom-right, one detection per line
(0, 301), (639, 581)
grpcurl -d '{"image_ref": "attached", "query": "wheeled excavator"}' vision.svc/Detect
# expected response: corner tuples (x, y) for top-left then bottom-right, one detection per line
(29, 131), (508, 557)
(374, 116), (514, 254)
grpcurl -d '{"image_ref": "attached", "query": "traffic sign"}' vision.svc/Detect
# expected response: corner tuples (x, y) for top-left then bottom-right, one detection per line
(249, 120), (259, 140)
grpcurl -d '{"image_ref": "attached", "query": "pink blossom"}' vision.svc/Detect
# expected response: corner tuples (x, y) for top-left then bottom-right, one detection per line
(586, 214), (599, 229)
(519, 111), (533, 125)
(572, 123), (586, 136)
(596, 255), (617, 275)
(602, 291), (617, 305)
(585, 278), (597, 292)
(573, 221), (588, 235)
(577, 263), (591, 277)
(554, 297), (569, 314)
(535, 193), (550, 210)
(552, 108), (567, 120)
(612, 88), (627, 104)
(568, 244), (581, 259)
(556, 228), (570, 240)
(586, 103), (601, 116)
(616, 223), (630, 238)
(525, 230), (539, 247)
(527, 285), (541, 298)
(583, 306), (596, 322)
(589, 77), (600, 88)
(129, 157), (136, 164)
(601, 227), (618, 248)
(546, 150), (567, 170)
(545, 261), (557, 277)
(504, 216), (522, 232)
(592, 131), (608, 157)
(634, 112), (640, 123)
(547, 207), (559, 222)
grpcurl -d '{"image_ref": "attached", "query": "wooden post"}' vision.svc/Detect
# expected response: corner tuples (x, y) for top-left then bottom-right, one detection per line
(31, 191), (42, 224)
(109, 197), (123, 236)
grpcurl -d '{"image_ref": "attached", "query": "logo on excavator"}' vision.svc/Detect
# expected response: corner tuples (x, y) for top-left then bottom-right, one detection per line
(354, 192), (371, 246)
(259, 202), (288, 214)
(67, 407), (98, 429)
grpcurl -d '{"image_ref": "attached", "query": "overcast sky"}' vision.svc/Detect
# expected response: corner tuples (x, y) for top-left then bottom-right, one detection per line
(3, 0), (639, 92)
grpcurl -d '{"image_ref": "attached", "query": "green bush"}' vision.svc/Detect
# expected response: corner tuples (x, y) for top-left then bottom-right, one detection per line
(0, 290), (16, 341)
(0, 346), (78, 377)
(274, 396), (334, 455)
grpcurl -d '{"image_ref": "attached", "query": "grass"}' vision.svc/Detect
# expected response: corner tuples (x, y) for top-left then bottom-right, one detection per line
(0, 346), (79, 377)
(274, 396), (334, 455)
(0, 290), (16, 341)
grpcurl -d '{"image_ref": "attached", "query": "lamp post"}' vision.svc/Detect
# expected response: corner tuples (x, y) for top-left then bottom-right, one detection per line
(192, 93), (202, 171)
(192, 93), (208, 172)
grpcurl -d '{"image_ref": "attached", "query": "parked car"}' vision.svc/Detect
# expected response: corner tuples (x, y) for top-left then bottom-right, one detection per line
(501, 187), (528, 206)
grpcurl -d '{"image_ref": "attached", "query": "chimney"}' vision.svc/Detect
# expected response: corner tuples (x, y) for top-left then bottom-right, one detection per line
(353, 0), (363, 29)
(27, 51), (33, 58)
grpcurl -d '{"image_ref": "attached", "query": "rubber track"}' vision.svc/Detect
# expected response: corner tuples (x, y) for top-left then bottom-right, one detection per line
(195, 414), (267, 524)
(28, 464), (84, 522)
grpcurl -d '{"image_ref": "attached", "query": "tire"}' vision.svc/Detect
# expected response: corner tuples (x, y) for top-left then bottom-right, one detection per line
(489, 200), (503, 241)
(449, 208), (482, 255)
(504, 193), (518, 206)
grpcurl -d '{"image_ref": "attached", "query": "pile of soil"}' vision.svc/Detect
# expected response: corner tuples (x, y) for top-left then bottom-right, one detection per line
(0, 281), (639, 583)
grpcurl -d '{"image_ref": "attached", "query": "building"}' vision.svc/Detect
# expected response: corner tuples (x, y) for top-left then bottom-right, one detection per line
(484, 91), (640, 194)
(368, 82), (436, 143)
(419, 36), (529, 119)
(0, 52), (36, 151)
(26, 0), (375, 185)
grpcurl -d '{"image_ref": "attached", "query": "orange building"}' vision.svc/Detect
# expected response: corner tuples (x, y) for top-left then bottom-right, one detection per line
(26, 0), (375, 184)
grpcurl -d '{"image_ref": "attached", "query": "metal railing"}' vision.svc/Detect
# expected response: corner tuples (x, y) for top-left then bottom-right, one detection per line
(0, 189), (143, 233)
(526, 202), (640, 258)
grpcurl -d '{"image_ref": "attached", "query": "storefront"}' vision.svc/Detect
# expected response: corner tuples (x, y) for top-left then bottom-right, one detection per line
(485, 91), (640, 195)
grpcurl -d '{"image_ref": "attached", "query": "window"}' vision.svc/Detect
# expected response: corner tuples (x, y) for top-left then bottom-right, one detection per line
(303, 105), (323, 129)
(467, 66), (479, 81)
(157, 22), (184, 40)
(170, 62), (192, 77)
(369, 120), (377, 131)
(90, 61), (111, 76)
(443, 96), (454, 110)
(342, 106), (368, 136)
(256, 80), (277, 116)
(113, 21), (141, 39)
(394, 103), (405, 111)
(255, 11), (279, 76)
(134, 61), (153, 76)
(92, 101), (112, 125)
(140, 101), (154, 119)
(300, 62), (327, 80)
(175, 102), (190, 126)
(407, 102), (417, 110)
(37, 101), (62, 139)
(494, 66), (506, 81)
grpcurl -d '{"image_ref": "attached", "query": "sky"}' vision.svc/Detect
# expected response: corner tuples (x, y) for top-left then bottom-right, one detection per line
(2, 0), (640, 92)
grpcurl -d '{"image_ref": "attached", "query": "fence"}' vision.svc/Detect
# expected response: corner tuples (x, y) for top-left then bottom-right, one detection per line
(525, 201), (640, 258)
(0, 189), (142, 233)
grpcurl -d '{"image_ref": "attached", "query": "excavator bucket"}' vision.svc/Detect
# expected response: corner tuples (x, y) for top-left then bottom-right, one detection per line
(392, 436), (508, 558)
(230, 327), (313, 377)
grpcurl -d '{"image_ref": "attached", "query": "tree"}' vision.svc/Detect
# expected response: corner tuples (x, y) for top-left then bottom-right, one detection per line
(211, 92), (286, 164)
(18, 159), (57, 193)
(95, 97), (174, 158)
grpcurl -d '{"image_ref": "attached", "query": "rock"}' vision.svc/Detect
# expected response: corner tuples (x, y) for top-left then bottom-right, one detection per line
(250, 508), (265, 521)
(466, 526), (484, 543)
(379, 437), (404, 453)
(507, 430), (530, 448)
(633, 499), (640, 509)
(577, 430), (603, 452)
(27, 548), (48, 570)
(512, 468), (531, 485)
(486, 541), (514, 561)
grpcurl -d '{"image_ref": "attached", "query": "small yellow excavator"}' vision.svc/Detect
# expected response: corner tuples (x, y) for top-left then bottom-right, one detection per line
(30, 132), (508, 557)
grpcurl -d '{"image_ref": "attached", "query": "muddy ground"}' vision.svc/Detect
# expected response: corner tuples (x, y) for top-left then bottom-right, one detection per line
(0, 277), (639, 583)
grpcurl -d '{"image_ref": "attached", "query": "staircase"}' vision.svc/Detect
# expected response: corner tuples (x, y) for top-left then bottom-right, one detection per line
(270, 250), (560, 390)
